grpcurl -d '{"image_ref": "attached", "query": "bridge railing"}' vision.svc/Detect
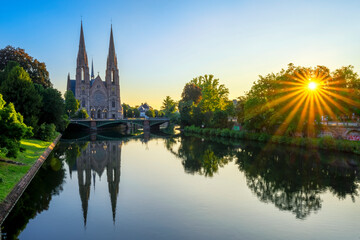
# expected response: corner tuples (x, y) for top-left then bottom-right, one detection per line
(321, 121), (360, 127)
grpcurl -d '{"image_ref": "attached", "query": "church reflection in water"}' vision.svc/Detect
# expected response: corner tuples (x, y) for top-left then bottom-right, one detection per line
(70, 140), (122, 226)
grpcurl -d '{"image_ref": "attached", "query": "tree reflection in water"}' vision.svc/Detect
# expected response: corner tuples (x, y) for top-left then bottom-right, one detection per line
(1, 139), (123, 239)
(167, 134), (360, 219)
(1, 146), (66, 239)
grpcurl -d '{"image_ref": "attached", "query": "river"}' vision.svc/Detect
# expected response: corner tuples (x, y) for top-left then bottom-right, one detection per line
(2, 131), (360, 239)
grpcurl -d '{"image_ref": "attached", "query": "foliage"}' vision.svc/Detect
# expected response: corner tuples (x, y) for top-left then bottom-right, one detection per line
(74, 108), (89, 119)
(0, 46), (52, 88)
(37, 123), (57, 141)
(161, 96), (177, 116)
(0, 65), (42, 129)
(243, 63), (360, 136)
(64, 90), (79, 118)
(35, 84), (68, 131)
(183, 125), (360, 155)
(181, 83), (202, 104)
(179, 74), (230, 128)
(0, 94), (33, 157)
(145, 109), (155, 118)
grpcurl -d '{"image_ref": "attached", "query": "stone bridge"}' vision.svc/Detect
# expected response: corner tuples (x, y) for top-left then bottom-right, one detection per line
(69, 118), (170, 131)
(321, 122), (360, 139)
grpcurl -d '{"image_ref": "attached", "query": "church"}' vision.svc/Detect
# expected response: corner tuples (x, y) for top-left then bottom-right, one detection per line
(67, 22), (123, 119)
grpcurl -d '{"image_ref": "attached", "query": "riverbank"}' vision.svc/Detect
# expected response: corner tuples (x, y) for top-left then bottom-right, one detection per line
(0, 134), (62, 224)
(184, 126), (360, 154)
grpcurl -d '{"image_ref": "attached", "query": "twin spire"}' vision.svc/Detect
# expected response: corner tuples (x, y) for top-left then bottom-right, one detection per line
(77, 21), (117, 72)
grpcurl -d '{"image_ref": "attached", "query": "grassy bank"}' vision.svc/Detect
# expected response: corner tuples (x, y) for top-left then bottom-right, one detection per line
(0, 136), (57, 202)
(184, 126), (360, 154)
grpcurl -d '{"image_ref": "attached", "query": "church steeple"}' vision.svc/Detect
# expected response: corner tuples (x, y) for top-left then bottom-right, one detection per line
(107, 24), (117, 68)
(77, 21), (88, 67)
(91, 59), (94, 79)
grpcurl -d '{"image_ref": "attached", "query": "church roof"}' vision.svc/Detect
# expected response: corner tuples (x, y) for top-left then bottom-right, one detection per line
(69, 80), (76, 96)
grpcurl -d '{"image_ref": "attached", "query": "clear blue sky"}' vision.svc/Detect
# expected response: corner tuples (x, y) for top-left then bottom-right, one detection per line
(1, 0), (360, 108)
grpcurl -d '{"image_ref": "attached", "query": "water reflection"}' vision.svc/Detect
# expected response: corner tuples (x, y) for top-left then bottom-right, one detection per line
(167, 134), (360, 219)
(1, 148), (66, 239)
(2, 133), (360, 239)
(73, 140), (122, 225)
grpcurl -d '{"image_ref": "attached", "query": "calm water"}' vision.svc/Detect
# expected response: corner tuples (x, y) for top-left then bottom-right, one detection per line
(2, 132), (360, 240)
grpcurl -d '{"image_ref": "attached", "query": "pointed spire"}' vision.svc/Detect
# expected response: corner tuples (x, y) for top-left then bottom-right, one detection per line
(67, 72), (70, 81)
(91, 59), (94, 79)
(77, 21), (88, 66)
(107, 24), (117, 68)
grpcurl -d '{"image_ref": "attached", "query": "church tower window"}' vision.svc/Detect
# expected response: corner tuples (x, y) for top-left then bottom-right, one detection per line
(112, 100), (115, 108)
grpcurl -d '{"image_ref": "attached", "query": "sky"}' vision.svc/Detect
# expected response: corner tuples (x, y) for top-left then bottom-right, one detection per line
(1, 0), (360, 109)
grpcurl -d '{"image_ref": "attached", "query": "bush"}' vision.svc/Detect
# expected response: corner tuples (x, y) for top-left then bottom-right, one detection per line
(221, 129), (230, 137)
(319, 135), (336, 149)
(258, 133), (270, 142)
(210, 129), (217, 136)
(203, 128), (211, 136)
(37, 123), (57, 141)
(229, 130), (237, 138)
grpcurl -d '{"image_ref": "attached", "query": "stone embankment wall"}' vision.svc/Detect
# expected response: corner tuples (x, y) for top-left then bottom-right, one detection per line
(0, 134), (62, 225)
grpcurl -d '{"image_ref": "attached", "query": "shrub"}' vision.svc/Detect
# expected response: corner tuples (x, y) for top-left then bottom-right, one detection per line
(319, 135), (336, 149)
(229, 130), (237, 138)
(258, 133), (270, 142)
(37, 123), (57, 141)
(210, 128), (217, 136)
(203, 128), (211, 136)
(221, 129), (231, 137)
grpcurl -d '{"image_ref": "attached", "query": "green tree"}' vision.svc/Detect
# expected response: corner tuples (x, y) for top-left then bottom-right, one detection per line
(133, 108), (140, 118)
(0, 46), (52, 88)
(64, 91), (79, 118)
(0, 66), (42, 129)
(181, 83), (202, 104)
(122, 103), (130, 118)
(35, 84), (68, 132)
(161, 96), (177, 117)
(0, 94), (33, 157)
(191, 74), (229, 112)
(74, 108), (89, 119)
(146, 109), (155, 118)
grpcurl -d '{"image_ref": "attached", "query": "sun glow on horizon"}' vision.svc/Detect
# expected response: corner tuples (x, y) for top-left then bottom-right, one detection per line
(308, 81), (317, 91)
(252, 68), (360, 137)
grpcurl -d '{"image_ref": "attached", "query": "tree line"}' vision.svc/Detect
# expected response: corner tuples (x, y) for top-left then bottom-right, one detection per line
(176, 64), (360, 138)
(0, 46), (69, 157)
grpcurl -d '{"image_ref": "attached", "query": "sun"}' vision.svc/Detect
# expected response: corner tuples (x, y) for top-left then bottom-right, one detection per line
(308, 81), (317, 91)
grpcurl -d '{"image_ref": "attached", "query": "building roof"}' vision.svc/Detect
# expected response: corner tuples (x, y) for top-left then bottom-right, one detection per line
(69, 80), (76, 96)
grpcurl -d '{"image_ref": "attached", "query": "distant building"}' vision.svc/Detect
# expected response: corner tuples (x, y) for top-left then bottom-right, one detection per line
(67, 22), (123, 119)
(138, 103), (151, 117)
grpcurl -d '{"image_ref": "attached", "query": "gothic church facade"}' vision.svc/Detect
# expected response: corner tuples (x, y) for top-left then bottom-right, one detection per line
(67, 22), (123, 119)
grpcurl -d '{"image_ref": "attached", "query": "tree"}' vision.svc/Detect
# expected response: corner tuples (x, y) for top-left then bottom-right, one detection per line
(179, 74), (230, 127)
(74, 108), (89, 119)
(122, 104), (130, 118)
(133, 108), (140, 118)
(243, 64), (360, 136)
(0, 46), (52, 88)
(145, 109), (155, 118)
(161, 96), (177, 117)
(35, 84), (68, 132)
(0, 94), (32, 157)
(64, 91), (79, 118)
(181, 83), (202, 104)
(190, 74), (229, 112)
(0, 66), (42, 129)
